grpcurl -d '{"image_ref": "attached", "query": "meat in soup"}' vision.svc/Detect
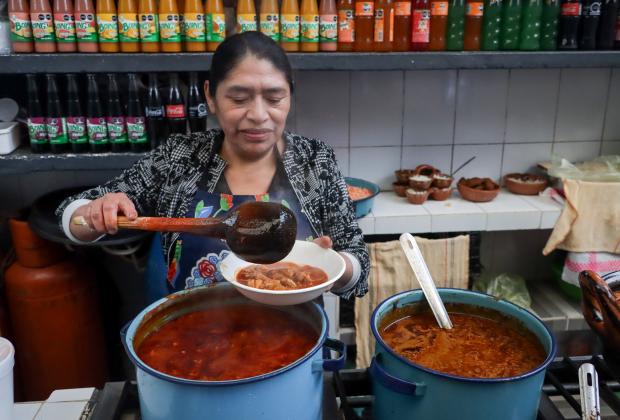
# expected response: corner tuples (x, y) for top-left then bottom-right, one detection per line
(236, 262), (328, 290)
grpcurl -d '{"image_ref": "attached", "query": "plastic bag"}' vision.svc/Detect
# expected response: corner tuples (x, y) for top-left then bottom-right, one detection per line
(473, 273), (532, 309)
(547, 154), (620, 182)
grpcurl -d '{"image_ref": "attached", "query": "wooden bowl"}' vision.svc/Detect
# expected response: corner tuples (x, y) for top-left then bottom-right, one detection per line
(432, 173), (453, 189)
(406, 188), (429, 205)
(408, 175), (433, 190)
(504, 173), (548, 195)
(457, 179), (500, 203)
(430, 187), (452, 201)
(393, 182), (408, 197)
(395, 169), (415, 184)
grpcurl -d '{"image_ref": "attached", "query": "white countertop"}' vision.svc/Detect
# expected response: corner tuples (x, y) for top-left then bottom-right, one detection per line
(357, 189), (563, 235)
(13, 388), (94, 420)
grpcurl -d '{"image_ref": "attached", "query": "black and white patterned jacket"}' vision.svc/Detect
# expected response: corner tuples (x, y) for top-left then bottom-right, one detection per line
(56, 129), (369, 299)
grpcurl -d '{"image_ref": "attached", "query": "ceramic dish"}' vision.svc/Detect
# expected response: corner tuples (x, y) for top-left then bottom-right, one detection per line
(457, 178), (500, 202)
(504, 173), (548, 195)
(406, 188), (429, 204)
(219, 240), (346, 306)
(393, 182), (408, 197)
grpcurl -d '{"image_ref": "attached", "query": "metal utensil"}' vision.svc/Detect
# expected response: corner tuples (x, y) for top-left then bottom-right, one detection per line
(451, 156), (476, 177)
(578, 363), (601, 420)
(399, 233), (453, 329)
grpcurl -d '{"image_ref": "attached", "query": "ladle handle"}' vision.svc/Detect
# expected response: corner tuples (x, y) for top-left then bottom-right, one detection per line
(72, 215), (225, 237)
(579, 363), (600, 420)
(399, 233), (453, 330)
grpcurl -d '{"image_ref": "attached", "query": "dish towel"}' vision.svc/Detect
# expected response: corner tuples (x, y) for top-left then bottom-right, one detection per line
(543, 180), (620, 255)
(354, 235), (470, 368)
(562, 252), (620, 287)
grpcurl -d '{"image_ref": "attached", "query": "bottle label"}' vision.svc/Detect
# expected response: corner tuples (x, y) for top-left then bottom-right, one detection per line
(53, 13), (76, 42)
(431, 1), (449, 16)
(394, 2), (412, 15)
(260, 13), (280, 41)
(31, 13), (55, 42)
(206, 13), (226, 41)
(127, 116), (148, 144)
(46, 117), (68, 144)
(119, 13), (140, 42)
(582, 1), (601, 16)
(10, 13), (33, 42)
(75, 13), (97, 42)
(411, 9), (430, 42)
(166, 104), (186, 118)
(28, 117), (48, 144)
(87, 117), (109, 143)
(280, 14), (300, 42)
(337, 9), (355, 42)
(139, 13), (160, 42)
(159, 14), (181, 42)
(319, 14), (337, 42)
(146, 106), (165, 117)
(465, 2), (484, 16)
(301, 14), (319, 42)
(189, 103), (208, 118)
(67, 116), (88, 144)
(237, 13), (257, 32)
(97, 13), (119, 42)
(355, 1), (374, 16)
(560, 2), (581, 15)
(184, 12), (206, 42)
(106, 116), (128, 144)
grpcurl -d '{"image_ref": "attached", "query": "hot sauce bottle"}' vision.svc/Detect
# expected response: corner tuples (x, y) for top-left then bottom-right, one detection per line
(281, 0), (300, 50)
(118, 0), (140, 52)
(159, 0), (181, 51)
(31, 0), (57, 52)
(74, 0), (98, 51)
(9, 0), (34, 52)
(301, 0), (320, 51)
(206, 0), (225, 51)
(97, 0), (120, 52)
(53, 0), (77, 52)
(320, 0), (338, 50)
(139, 0), (159, 52)
(337, 0), (355, 50)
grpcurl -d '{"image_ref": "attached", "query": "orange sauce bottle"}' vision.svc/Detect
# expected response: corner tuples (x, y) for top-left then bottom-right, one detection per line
(118, 0), (140, 52)
(280, 0), (300, 51)
(138, 0), (159, 52)
(373, 0), (393, 51)
(301, 0), (319, 51)
(31, 0), (57, 52)
(9, 0), (34, 53)
(74, 0), (98, 52)
(236, 0), (257, 33)
(53, 0), (77, 52)
(353, 0), (374, 51)
(205, 0), (225, 51)
(96, 0), (119, 52)
(319, 0), (337, 50)
(428, 0), (448, 49)
(337, 0), (355, 50)
(392, 0), (411, 50)
(184, 0), (206, 51)
(159, 0), (181, 51)
(260, 0), (280, 42)
(463, 0), (483, 50)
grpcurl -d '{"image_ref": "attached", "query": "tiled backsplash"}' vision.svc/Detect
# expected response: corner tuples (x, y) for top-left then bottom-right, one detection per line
(287, 68), (620, 190)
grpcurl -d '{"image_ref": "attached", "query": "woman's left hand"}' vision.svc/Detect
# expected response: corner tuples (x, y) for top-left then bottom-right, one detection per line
(313, 236), (333, 249)
(312, 236), (353, 291)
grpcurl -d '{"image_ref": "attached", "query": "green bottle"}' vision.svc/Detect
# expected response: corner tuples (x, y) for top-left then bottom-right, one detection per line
(500, 0), (521, 49)
(447, 0), (466, 50)
(519, 0), (543, 49)
(482, 0), (503, 49)
(540, 0), (560, 49)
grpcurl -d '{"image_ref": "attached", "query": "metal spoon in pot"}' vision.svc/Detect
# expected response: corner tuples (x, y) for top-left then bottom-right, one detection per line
(399, 233), (453, 329)
(73, 201), (297, 264)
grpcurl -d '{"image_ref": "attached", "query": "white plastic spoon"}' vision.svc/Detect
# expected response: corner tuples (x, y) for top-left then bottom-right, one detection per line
(399, 233), (453, 329)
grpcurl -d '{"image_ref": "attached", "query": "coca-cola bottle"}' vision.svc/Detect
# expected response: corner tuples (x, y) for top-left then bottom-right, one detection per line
(86, 74), (109, 153)
(66, 74), (88, 153)
(46, 74), (69, 154)
(558, 0), (581, 48)
(106, 73), (128, 152)
(145, 73), (168, 149)
(126, 73), (149, 152)
(188, 72), (208, 133)
(26, 74), (49, 153)
(579, 0), (601, 49)
(166, 73), (187, 135)
(596, 0), (618, 49)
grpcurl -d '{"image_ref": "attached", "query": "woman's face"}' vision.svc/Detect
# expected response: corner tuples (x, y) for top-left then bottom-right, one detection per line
(206, 55), (291, 160)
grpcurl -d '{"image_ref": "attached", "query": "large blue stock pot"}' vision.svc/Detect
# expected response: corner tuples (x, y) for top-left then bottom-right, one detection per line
(370, 288), (556, 420)
(121, 282), (345, 420)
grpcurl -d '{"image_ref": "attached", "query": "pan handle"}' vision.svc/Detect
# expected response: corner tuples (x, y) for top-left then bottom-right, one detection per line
(370, 353), (426, 396)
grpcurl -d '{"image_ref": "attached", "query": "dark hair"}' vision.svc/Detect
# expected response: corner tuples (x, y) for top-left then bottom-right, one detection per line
(208, 31), (294, 97)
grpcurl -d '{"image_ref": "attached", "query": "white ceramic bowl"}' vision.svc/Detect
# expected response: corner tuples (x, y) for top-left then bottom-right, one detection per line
(219, 240), (346, 306)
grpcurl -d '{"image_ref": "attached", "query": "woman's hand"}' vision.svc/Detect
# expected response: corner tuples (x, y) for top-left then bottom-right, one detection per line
(70, 193), (138, 241)
(313, 236), (353, 291)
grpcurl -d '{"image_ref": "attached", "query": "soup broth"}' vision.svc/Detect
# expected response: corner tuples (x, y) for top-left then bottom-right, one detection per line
(137, 304), (318, 381)
(379, 303), (547, 379)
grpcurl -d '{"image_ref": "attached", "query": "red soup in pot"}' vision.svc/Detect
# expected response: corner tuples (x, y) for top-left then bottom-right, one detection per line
(136, 304), (318, 381)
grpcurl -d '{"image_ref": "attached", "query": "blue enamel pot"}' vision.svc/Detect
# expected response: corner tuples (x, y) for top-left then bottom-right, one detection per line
(121, 282), (345, 420)
(370, 288), (556, 420)
(345, 177), (380, 219)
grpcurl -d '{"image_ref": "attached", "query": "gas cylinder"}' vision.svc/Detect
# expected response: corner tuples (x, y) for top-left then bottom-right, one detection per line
(4, 219), (107, 401)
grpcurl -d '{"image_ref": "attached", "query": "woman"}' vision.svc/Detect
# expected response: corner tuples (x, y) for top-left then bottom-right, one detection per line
(57, 31), (369, 300)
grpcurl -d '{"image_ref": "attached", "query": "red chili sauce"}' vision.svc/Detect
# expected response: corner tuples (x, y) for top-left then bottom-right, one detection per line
(236, 262), (329, 290)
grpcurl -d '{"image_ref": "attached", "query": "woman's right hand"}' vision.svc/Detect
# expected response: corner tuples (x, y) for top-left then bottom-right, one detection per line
(69, 193), (138, 241)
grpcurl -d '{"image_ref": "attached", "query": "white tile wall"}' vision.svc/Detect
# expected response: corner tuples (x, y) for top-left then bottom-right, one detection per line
(505, 69), (559, 143)
(552, 141), (602, 162)
(403, 70), (457, 145)
(555, 68), (610, 142)
(603, 69), (620, 141)
(350, 71), (404, 147)
(333, 147), (350, 176)
(502, 143), (553, 175)
(601, 141), (620, 155)
(454, 70), (509, 144)
(349, 146), (401, 190)
(401, 145), (452, 173)
(452, 144), (503, 180)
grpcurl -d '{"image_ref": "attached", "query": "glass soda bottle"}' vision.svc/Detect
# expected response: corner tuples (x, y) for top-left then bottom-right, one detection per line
(373, 0), (394, 51)
(579, 0), (601, 49)
(429, 0), (449, 50)
(188, 72), (208, 133)
(337, 0), (355, 50)
(353, 0), (374, 50)
(446, 0), (465, 49)
(126, 73), (149, 152)
(86, 74), (109, 153)
(392, 0), (411, 50)
(106, 74), (128, 152)
(463, 0), (483, 50)
(66, 73), (88, 153)
(540, 0), (560, 49)
(597, 0), (618, 49)
(500, 0), (521, 48)
(166, 73), (186, 135)
(411, 0), (430, 50)
(26, 74), (49, 153)
(145, 73), (168, 148)
(481, 0), (502, 50)
(558, 0), (580, 49)
(519, 0), (543, 50)
(46, 74), (69, 154)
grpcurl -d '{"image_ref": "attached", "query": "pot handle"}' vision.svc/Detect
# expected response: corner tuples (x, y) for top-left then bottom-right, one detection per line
(120, 321), (130, 341)
(578, 270), (611, 339)
(313, 338), (346, 372)
(370, 353), (426, 396)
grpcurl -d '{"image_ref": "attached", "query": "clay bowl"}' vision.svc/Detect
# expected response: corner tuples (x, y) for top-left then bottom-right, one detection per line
(504, 173), (548, 196)
(393, 182), (408, 197)
(414, 164), (440, 177)
(408, 174), (433, 190)
(457, 179), (500, 203)
(430, 187), (452, 201)
(432, 173), (453, 189)
(395, 169), (415, 184)
(406, 188), (429, 205)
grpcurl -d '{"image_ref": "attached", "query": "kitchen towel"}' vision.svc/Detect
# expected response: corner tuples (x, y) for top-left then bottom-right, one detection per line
(354, 235), (470, 368)
(543, 180), (620, 255)
(562, 252), (620, 287)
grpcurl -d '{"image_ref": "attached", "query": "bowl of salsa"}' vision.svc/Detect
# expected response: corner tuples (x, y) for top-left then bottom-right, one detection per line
(345, 177), (380, 219)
